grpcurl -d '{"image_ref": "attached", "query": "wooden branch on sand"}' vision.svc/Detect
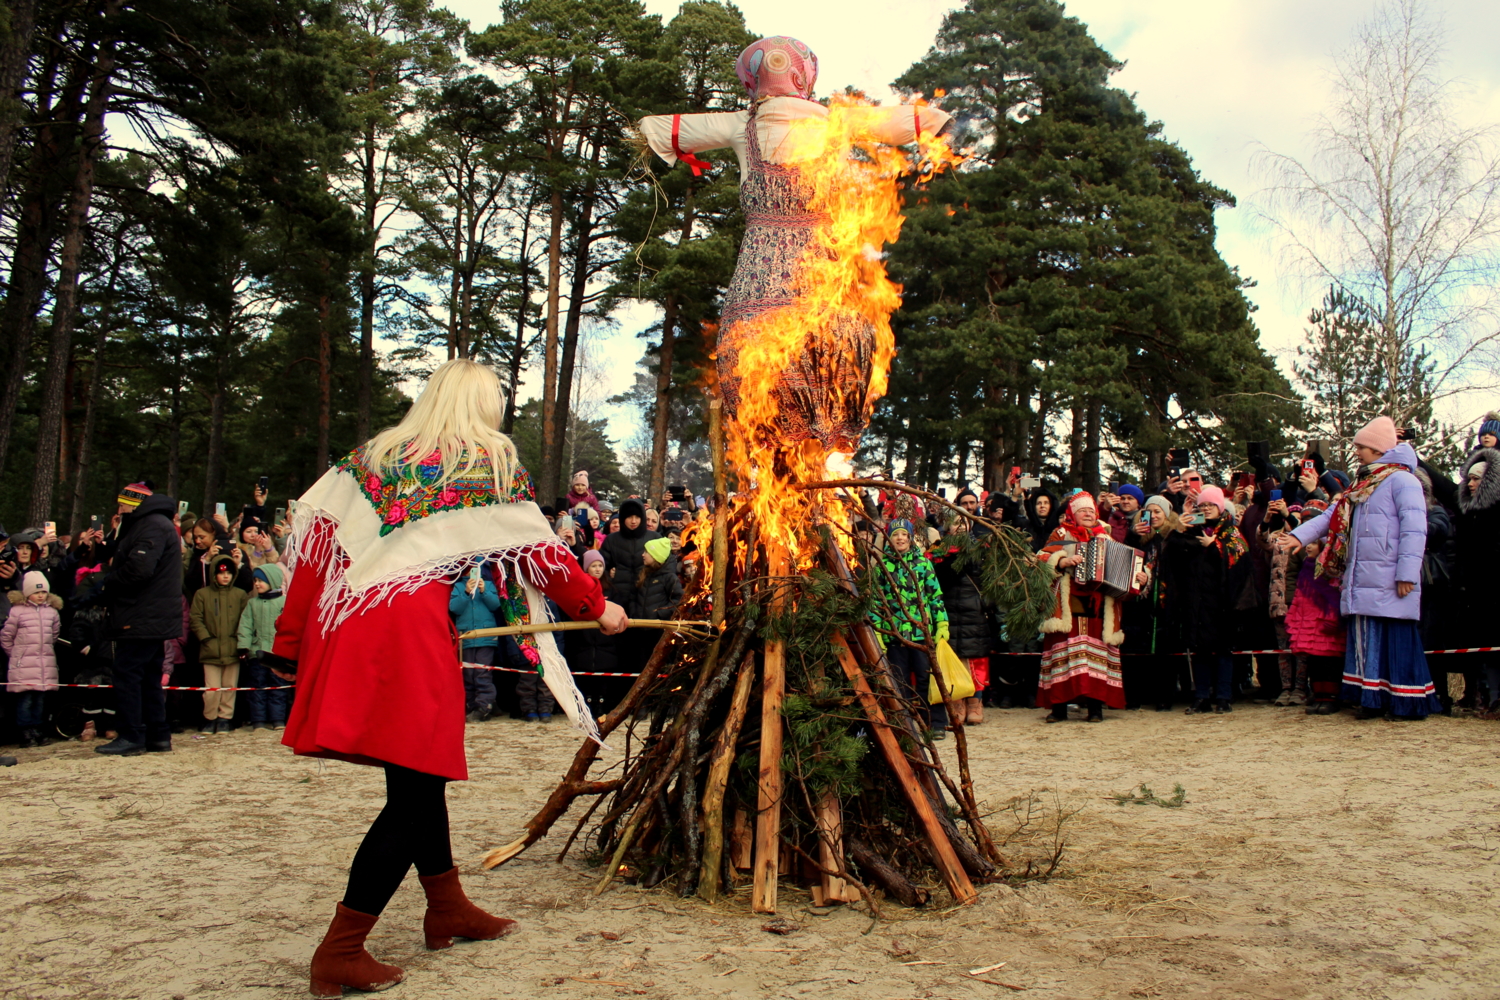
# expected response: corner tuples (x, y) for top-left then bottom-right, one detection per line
(481, 636), (678, 869)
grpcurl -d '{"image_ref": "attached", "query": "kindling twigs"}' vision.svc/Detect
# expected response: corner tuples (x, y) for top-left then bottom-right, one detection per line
(460, 620), (715, 642)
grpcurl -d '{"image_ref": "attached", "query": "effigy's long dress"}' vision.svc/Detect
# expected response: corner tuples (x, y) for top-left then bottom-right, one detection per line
(638, 96), (950, 450)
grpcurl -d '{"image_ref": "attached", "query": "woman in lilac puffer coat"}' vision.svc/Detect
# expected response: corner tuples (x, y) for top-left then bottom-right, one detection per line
(1289, 424), (1440, 718)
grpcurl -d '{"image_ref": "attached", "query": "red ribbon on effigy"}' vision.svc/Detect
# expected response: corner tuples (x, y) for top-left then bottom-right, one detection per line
(672, 114), (711, 177)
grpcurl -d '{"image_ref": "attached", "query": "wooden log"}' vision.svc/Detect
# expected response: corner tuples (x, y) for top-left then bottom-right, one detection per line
(709, 397), (729, 630)
(753, 637), (786, 912)
(833, 635), (977, 905)
(729, 807), (752, 870)
(698, 651), (757, 902)
(482, 635), (677, 868)
(815, 788), (851, 904)
(848, 836), (930, 908)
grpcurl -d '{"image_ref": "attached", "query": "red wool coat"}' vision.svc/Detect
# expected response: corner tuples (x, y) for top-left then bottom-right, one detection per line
(272, 519), (605, 781)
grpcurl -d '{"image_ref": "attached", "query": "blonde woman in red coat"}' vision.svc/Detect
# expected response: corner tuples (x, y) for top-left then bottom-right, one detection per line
(270, 359), (627, 996)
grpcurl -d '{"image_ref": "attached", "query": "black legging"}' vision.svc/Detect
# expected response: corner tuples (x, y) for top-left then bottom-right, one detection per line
(342, 765), (455, 916)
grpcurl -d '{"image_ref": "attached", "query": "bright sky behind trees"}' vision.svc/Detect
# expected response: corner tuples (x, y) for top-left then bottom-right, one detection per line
(445, 0), (1500, 431)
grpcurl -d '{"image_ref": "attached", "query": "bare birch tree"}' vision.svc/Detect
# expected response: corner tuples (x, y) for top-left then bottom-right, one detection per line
(1258, 0), (1500, 435)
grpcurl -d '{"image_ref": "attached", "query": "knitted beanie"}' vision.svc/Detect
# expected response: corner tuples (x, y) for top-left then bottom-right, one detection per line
(1195, 485), (1228, 513)
(117, 481), (153, 508)
(1143, 495), (1173, 519)
(21, 570), (48, 596)
(887, 518), (915, 538)
(1478, 412), (1500, 440)
(1321, 469), (1352, 495)
(1352, 416), (1398, 454)
(644, 537), (672, 564)
(581, 549), (605, 569)
(1117, 484), (1145, 505)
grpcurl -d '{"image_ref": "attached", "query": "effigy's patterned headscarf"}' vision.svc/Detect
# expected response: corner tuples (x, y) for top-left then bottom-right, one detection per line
(735, 36), (818, 100)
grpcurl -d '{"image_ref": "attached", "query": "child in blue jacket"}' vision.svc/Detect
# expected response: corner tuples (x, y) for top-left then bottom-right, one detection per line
(450, 564), (501, 721)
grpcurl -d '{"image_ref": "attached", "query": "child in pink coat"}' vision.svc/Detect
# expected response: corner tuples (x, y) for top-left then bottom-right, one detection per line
(3, 570), (62, 747)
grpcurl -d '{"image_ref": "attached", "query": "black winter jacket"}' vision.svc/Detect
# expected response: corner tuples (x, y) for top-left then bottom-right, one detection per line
(1456, 449), (1500, 635)
(930, 544), (993, 658)
(629, 563), (682, 620)
(104, 494), (186, 642)
(599, 499), (660, 607)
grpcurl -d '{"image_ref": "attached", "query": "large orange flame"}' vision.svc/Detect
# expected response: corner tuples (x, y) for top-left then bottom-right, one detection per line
(722, 94), (962, 570)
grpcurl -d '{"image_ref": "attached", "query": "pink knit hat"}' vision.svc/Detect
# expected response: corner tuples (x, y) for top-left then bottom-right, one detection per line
(1194, 485), (1228, 514)
(1353, 416), (1398, 454)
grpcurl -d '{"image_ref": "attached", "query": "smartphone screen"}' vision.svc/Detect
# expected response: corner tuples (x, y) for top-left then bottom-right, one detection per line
(1270, 490), (1283, 502)
(258, 476), (269, 492)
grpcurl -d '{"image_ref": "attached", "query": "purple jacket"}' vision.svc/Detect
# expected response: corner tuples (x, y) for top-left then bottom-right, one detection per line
(1291, 442), (1426, 620)
(2, 591), (62, 691)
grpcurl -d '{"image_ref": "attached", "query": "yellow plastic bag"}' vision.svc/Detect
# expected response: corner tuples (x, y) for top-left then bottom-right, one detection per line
(928, 639), (976, 704)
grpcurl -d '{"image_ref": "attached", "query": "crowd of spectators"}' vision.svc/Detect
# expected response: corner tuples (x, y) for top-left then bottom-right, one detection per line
(7, 409), (1495, 759)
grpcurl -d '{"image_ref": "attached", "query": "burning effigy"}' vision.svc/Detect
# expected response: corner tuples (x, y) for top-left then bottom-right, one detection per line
(483, 37), (1053, 913)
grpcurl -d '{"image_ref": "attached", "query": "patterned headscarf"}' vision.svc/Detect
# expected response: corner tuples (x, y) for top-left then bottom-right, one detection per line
(735, 36), (818, 100)
(1058, 489), (1108, 544)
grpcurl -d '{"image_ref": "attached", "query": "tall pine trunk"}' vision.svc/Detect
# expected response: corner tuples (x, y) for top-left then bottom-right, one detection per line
(503, 196), (536, 435)
(0, 0), (37, 202)
(68, 290), (114, 533)
(316, 279), (332, 472)
(538, 183), (564, 505)
(1082, 398), (1101, 495)
(548, 139), (603, 508)
(0, 44), (72, 479)
(648, 295), (678, 502)
(28, 5), (115, 526)
(355, 123), (377, 443)
(203, 359), (226, 516)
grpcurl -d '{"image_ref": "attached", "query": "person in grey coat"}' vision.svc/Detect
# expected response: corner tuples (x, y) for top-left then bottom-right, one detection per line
(1285, 418), (1440, 718)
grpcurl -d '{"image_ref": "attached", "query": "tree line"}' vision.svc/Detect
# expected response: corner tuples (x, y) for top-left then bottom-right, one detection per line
(4, 0), (1476, 533)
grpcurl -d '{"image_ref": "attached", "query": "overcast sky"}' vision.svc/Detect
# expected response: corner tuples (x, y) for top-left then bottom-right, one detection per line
(443, 0), (1500, 442)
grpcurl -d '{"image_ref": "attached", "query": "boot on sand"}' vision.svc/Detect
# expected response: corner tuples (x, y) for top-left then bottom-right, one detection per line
(965, 697), (984, 725)
(418, 867), (518, 950)
(308, 903), (404, 996)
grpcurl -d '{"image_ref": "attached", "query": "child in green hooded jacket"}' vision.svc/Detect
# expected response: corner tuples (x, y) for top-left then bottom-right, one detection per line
(237, 563), (290, 730)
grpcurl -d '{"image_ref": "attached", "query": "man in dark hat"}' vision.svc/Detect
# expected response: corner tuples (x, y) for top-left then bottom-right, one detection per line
(94, 481), (185, 756)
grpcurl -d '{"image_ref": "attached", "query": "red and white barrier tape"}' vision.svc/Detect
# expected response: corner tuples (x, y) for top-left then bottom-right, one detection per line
(988, 647), (1498, 657)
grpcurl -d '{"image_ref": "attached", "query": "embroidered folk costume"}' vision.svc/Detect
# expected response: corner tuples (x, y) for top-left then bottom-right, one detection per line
(271, 359), (615, 997)
(637, 36), (952, 449)
(1037, 492), (1131, 716)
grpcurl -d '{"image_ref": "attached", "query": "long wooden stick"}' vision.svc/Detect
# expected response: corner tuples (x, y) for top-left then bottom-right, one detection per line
(833, 635), (977, 905)
(460, 619), (711, 640)
(697, 650), (755, 903)
(753, 543), (789, 914)
(709, 397), (729, 630)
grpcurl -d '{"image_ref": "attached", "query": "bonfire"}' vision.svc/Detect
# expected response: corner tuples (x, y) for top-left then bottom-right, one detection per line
(481, 97), (1052, 914)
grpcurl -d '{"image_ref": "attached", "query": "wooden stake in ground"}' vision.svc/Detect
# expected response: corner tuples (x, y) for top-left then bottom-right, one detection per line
(815, 788), (850, 904)
(753, 544), (789, 913)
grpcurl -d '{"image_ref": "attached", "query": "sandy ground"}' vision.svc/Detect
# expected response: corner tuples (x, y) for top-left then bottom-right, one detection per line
(3, 704), (1500, 1000)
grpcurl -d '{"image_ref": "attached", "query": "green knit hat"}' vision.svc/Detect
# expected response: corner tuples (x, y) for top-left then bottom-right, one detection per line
(644, 537), (672, 564)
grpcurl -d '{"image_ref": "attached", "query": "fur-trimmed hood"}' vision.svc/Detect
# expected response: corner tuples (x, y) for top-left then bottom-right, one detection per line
(1460, 447), (1500, 513)
(7, 589), (62, 610)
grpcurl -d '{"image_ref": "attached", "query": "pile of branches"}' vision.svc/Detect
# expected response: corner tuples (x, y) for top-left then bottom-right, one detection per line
(485, 488), (1053, 913)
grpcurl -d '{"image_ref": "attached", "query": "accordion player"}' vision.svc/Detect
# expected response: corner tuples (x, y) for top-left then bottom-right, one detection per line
(1071, 536), (1146, 599)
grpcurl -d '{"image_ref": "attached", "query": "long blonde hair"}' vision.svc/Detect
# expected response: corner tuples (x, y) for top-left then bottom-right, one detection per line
(364, 358), (518, 493)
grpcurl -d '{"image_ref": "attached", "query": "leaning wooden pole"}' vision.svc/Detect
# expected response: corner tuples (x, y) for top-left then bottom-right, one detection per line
(752, 542), (789, 913)
(698, 651), (756, 902)
(709, 397), (729, 630)
(833, 636), (977, 905)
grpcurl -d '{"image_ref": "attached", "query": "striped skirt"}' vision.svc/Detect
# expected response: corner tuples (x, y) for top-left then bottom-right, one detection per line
(1343, 615), (1442, 718)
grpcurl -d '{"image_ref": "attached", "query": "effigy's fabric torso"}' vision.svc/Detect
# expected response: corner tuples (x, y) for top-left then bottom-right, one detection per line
(717, 105), (876, 451)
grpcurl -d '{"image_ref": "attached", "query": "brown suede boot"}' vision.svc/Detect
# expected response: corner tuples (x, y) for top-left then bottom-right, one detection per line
(965, 697), (984, 725)
(308, 903), (404, 997)
(418, 867), (518, 950)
